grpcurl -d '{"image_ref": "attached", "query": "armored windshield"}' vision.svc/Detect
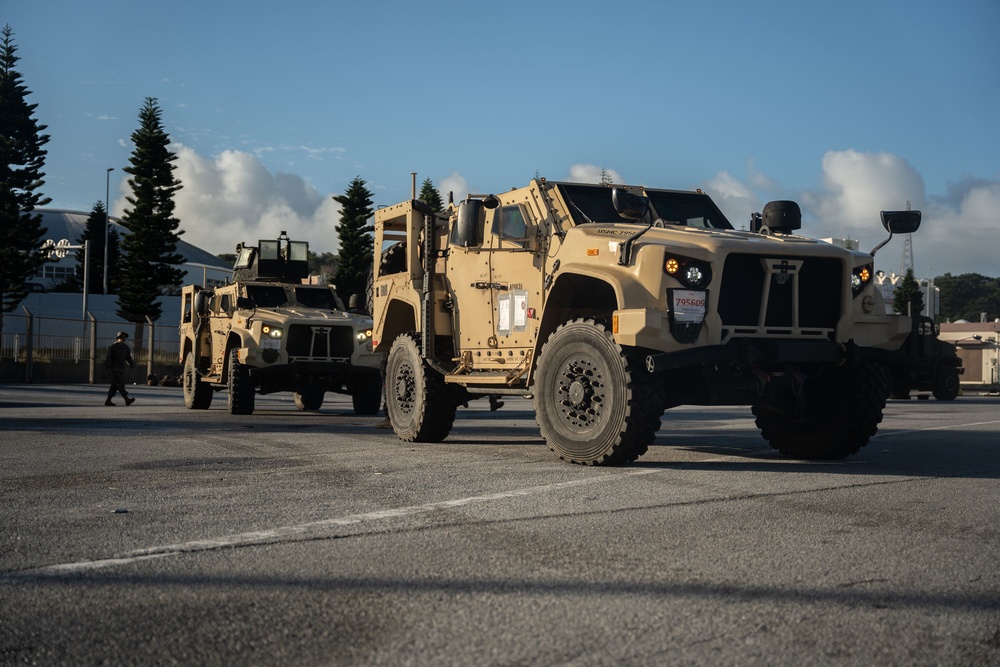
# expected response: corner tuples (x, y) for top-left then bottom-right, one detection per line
(556, 183), (733, 230)
(294, 286), (340, 310)
(645, 190), (734, 230)
(558, 184), (629, 224)
(245, 284), (290, 308)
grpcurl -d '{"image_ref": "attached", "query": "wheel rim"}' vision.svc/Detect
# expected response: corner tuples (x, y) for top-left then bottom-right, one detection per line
(555, 354), (607, 434)
(394, 360), (416, 416)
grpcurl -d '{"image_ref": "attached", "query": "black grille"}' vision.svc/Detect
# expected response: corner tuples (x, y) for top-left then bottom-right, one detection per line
(718, 255), (842, 330)
(286, 325), (354, 359)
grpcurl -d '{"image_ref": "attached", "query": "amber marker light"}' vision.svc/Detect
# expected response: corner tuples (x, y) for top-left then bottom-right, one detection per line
(587, 248), (600, 256)
(665, 258), (680, 275)
(612, 314), (619, 334)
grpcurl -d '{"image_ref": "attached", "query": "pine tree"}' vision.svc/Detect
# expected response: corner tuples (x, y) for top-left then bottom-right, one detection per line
(418, 178), (445, 213)
(892, 268), (925, 316)
(333, 176), (374, 301)
(0, 25), (50, 336)
(116, 97), (185, 348)
(73, 201), (122, 293)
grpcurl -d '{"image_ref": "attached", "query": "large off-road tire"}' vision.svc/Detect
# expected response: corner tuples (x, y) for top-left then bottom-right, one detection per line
(293, 391), (324, 411)
(752, 361), (889, 460)
(385, 333), (456, 442)
(533, 319), (664, 465)
(227, 348), (255, 415)
(351, 368), (383, 415)
(933, 365), (960, 401)
(182, 352), (213, 410)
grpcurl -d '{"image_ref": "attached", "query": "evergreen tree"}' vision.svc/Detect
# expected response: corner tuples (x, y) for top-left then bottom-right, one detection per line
(418, 178), (445, 213)
(0, 25), (50, 335)
(309, 250), (339, 284)
(936, 272), (1000, 322)
(332, 176), (374, 300)
(892, 268), (924, 316)
(70, 201), (122, 293)
(116, 97), (185, 348)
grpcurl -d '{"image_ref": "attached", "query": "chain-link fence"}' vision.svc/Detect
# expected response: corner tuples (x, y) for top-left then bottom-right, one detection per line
(1, 309), (181, 384)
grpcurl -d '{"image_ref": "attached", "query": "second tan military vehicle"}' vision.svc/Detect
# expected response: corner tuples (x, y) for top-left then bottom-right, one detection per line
(180, 233), (382, 415)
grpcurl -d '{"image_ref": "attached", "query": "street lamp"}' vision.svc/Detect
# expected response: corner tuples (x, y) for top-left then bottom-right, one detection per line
(103, 167), (114, 294)
(41, 239), (89, 319)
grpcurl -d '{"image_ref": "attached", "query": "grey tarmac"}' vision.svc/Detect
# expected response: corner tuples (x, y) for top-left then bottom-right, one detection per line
(1, 384), (998, 666)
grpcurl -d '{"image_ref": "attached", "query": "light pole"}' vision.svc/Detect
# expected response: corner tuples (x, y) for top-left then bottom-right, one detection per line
(103, 167), (114, 294)
(925, 267), (933, 318)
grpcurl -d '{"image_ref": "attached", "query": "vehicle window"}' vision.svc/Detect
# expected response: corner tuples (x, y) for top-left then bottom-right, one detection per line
(246, 284), (290, 307)
(491, 205), (529, 241)
(558, 184), (623, 225)
(645, 191), (734, 230)
(295, 286), (338, 310)
(234, 246), (254, 269)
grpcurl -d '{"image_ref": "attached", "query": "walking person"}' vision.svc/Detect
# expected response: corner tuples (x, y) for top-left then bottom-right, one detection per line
(105, 331), (136, 406)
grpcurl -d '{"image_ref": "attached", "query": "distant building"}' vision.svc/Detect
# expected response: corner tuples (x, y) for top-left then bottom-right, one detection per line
(31, 209), (231, 291)
(874, 271), (939, 319)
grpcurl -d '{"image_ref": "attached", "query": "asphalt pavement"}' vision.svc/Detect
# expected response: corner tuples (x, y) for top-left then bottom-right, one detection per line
(1, 384), (998, 666)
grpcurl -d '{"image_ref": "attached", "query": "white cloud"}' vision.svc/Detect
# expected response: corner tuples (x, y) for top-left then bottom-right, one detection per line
(803, 150), (926, 235)
(703, 171), (761, 229)
(700, 149), (1000, 276)
(440, 172), (469, 202)
(155, 145), (343, 256)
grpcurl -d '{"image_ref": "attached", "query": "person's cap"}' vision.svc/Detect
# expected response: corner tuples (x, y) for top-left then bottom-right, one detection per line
(116, 331), (128, 339)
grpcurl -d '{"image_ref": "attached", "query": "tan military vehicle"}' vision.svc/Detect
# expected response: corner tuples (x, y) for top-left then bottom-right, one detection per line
(369, 178), (921, 465)
(180, 232), (382, 415)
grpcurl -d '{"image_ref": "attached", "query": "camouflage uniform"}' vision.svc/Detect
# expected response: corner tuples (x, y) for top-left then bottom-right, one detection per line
(105, 332), (135, 406)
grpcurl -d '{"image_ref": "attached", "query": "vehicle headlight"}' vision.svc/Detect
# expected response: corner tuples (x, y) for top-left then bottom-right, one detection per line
(665, 255), (712, 289)
(262, 324), (283, 339)
(356, 328), (373, 342)
(851, 263), (873, 296)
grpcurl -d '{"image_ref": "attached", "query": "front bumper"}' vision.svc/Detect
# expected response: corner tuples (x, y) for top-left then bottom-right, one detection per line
(644, 338), (918, 374)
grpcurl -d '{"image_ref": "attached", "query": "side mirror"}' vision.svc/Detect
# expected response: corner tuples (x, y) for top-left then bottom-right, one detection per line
(612, 188), (648, 221)
(871, 209), (921, 256)
(451, 199), (485, 248)
(193, 290), (214, 316)
(880, 210), (921, 234)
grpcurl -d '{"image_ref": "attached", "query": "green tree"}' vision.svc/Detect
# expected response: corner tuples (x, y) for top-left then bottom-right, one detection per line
(418, 178), (444, 213)
(936, 272), (1000, 322)
(332, 176), (374, 301)
(116, 97), (185, 350)
(69, 201), (122, 293)
(0, 25), (50, 335)
(892, 268), (924, 316)
(309, 250), (339, 284)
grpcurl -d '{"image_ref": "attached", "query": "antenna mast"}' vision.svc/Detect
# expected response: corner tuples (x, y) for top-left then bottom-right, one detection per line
(900, 200), (915, 275)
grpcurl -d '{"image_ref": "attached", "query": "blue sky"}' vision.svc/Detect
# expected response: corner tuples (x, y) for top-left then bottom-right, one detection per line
(7, 0), (1000, 277)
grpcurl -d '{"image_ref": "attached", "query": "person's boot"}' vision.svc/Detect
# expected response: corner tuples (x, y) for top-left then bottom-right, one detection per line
(489, 395), (504, 411)
(105, 399), (116, 406)
(124, 397), (135, 406)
